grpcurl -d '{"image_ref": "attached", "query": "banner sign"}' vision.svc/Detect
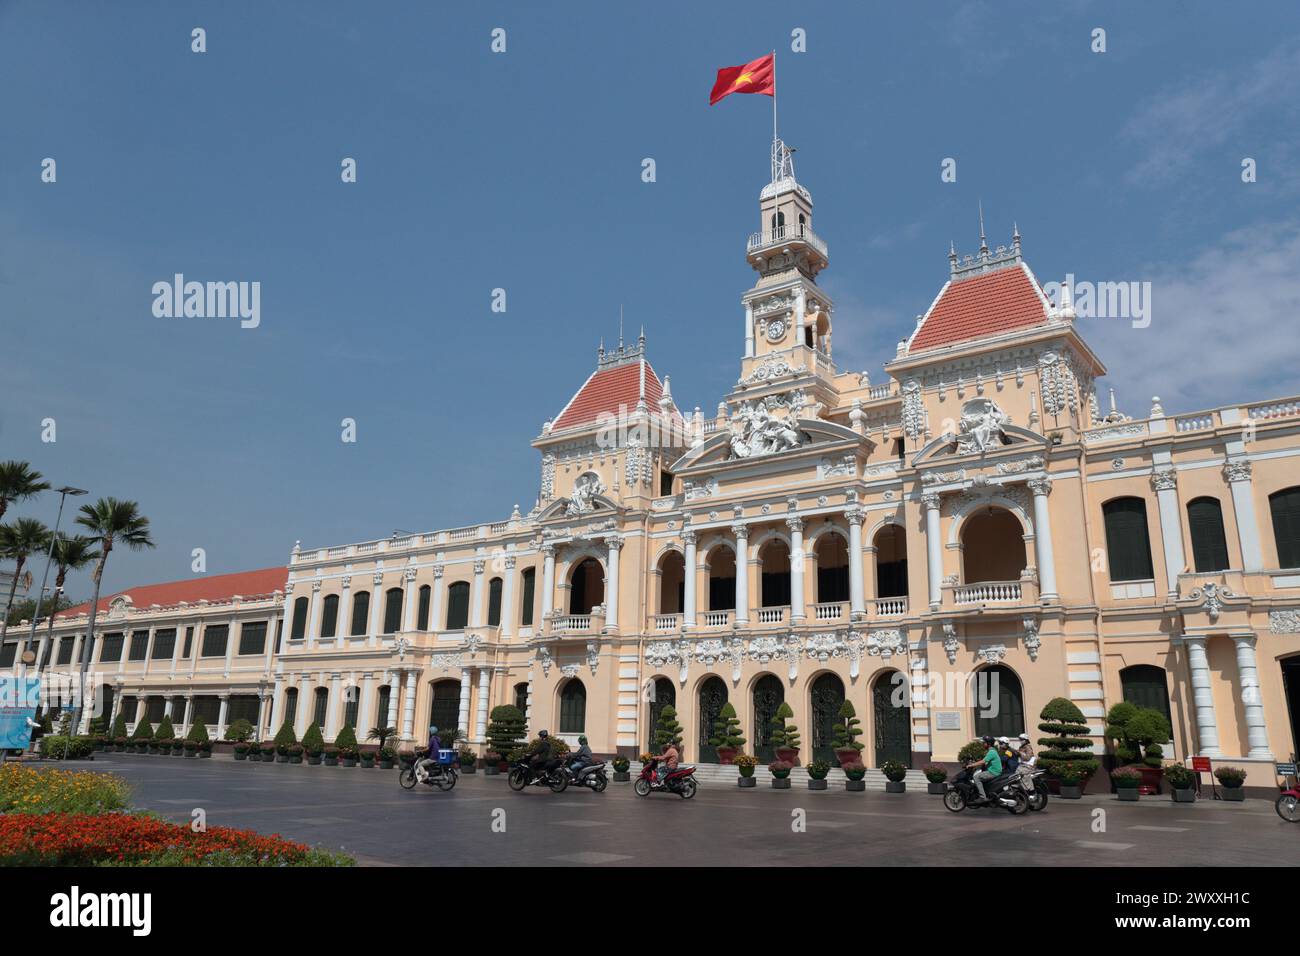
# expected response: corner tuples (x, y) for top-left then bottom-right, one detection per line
(1191, 756), (1212, 773)
(1277, 762), (1297, 776)
(0, 676), (41, 750)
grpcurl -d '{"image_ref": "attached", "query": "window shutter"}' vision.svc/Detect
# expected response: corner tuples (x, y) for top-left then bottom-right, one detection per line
(1187, 497), (1229, 572)
(1103, 498), (1155, 582)
(1271, 488), (1300, 569)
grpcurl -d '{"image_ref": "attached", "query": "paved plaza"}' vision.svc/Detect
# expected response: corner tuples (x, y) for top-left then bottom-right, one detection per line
(73, 754), (1297, 866)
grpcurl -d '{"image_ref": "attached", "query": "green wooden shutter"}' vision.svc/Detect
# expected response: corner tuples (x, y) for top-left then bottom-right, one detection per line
(1187, 497), (1230, 572)
(1271, 488), (1300, 569)
(1104, 498), (1155, 581)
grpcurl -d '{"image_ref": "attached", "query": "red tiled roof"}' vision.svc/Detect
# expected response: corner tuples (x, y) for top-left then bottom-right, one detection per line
(56, 566), (287, 619)
(909, 263), (1047, 352)
(552, 359), (667, 431)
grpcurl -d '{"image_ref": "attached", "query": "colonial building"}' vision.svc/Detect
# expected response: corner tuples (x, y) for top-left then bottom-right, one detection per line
(10, 141), (1300, 786)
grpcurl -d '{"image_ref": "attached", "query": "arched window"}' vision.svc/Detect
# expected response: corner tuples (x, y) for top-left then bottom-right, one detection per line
(973, 665), (1025, 740)
(513, 682), (528, 714)
(281, 687), (298, 728)
(697, 676), (728, 763)
(1102, 497), (1155, 582)
(658, 551), (685, 615)
(873, 671), (911, 767)
(752, 674), (784, 762)
(569, 558), (604, 615)
(487, 577), (503, 627)
(312, 687), (328, 728)
(559, 679), (586, 734)
(759, 539), (791, 608)
(810, 672), (846, 762)
(707, 546), (736, 611)
(342, 683), (359, 730)
(874, 524), (908, 598)
(1187, 497), (1230, 572)
(647, 677), (675, 754)
(1120, 664), (1171, 726)
(519, 568), (536, 626)
(961, 507), (1027, 582)
(815, 534), (849, 604)
(383, 587), (403, 634)
(1271, 487), (1300, 569)
(445, 582), (470, 630)
(290, 596), (308, 640)
(349, 592), (370, 636)
(416, 585), (431, 630)
(428, 679), (460, 735)
(320, 594), (339, 638)
(375, 685), (391, 729)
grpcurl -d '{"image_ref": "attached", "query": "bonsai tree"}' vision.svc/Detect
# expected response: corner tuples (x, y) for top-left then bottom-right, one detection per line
(653, 705), (684, 750)
(367, 724), (398, 752)
(1037, 697), (1100, 780)
(831, 700), (864, 758)
(770, 702), (800, 754)
(223, 718), (253, 742)
(110, 713), (128, 739)
(707, 702), (745, 754)
(155, 715), (175, 741)
(486, 705), (526, 759)
(274, 719), (298, 752)
(1104, 701), (1170, 766)
(186, 717), (210, 743)
(302, 722), (325, 755)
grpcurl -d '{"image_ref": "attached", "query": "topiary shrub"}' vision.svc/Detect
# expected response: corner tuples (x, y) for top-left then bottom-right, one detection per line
(831, 700), (864, 753)
(653, 705), (683, 750)
(1104, 701), (1170, 767)
(131, 719), (154, 742)
(486, 705), (525, 759)
(770, 702), (800, 753)
(155, 715), (175, 741)
(274, 720), (297, 751)
(111, 713), (128, 739)
(1038, 697), (1099, 780)
(334, 724), (358, 750)
(708, 702), (745, 751)
(302, 722), (324, 756)
(923, 764), (948, 783)
(224, 718), (253, 742)
(186, 718), (210, 744)
(1165, 763), (1195, 790)
(881, 759), (908, 783)
(806, 759), (831, 780)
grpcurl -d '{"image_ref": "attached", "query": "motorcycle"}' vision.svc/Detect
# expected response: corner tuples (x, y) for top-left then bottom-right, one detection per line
(562, 758), (609, 792)
(507, 755), (569, 793)
(943, 767), (1029, 814)
(1276, 785), (1300, 822)
(399, 751), (458, 792)
(1012, 767), (1049, 811)
(634, 758), (698, 799)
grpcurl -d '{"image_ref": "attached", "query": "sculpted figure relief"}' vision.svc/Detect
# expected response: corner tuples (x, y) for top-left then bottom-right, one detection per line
(956, 398), (1012, 454)
(729, 398), (803, 459)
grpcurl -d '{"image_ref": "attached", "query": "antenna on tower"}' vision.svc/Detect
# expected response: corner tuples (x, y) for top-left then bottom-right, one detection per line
(978, 200), (988, 255)
(618, 305), (624, 353)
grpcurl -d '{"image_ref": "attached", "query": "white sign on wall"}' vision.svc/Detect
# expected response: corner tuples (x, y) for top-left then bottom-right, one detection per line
(934, 711), (962, 731)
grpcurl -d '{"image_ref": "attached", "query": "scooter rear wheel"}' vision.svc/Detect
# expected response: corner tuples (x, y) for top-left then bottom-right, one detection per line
(591, 772), (608, 793)
(437, 768), (457, 791)
(1276, 794), (1300, 822)
(679, 778), (698, 799)
(1028, 786), (1048, 811)
(942, 790), (965, 812)
(633, 778), (651, 797)
(1007, 790), (1030, 815)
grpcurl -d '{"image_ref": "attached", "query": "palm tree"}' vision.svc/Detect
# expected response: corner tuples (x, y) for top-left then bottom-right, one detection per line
(42, 534), (99, 649)
(1, 518), (52, 642)
(0, 461), (50, 521)
(72, 498), (154, 733)
(367, 724), (398, 752)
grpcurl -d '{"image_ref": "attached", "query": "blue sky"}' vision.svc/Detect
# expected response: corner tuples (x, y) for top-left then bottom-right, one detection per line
(3, 1), (1298, 598)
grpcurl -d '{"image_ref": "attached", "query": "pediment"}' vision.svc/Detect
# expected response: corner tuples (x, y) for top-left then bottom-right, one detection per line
(912, 424), (1048, 466)
(536, 492), (621, 522)
(671, 418), (865, 472)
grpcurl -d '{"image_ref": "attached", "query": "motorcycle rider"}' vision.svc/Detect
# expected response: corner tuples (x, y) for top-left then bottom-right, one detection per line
(525, 729), (558, 780)
(999, 736), (1020, 775)
(654, 739), (681, 787)
(417, 725), (442, 779)
(567, 735), (594, 774)
(967, 735), (1003, 804)
(1016, 732), (1036, 766)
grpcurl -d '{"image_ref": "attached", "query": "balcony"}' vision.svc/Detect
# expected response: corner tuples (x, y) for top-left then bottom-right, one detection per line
(812, 602), (847, 622)
(746, 223), (828, 260)
(546, 610), (605, 636)
(755, 606), (789, 626)
(653, 613), (681, 633)
(939, 578), (1038, 614)
(872, 597), (907, 617)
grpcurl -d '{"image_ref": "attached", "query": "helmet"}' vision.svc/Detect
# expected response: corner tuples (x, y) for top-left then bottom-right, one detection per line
(981, 735), (995, 745)
(428, 725), (438, 735)
(996, 736), (1009, 745)
(538, 729), (549, 738)
(578, 735), (588, 745)
(1018, 733), (1030, 741)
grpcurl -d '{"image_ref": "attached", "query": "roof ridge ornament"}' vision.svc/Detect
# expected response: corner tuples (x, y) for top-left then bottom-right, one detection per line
(949, 226), (1024, 281)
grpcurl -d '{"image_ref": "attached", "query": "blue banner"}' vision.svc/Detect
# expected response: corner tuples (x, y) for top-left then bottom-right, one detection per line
(0, 676), (41, 750)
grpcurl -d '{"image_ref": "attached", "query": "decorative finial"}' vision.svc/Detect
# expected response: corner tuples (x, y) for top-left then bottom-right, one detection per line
(1012, 221), (1021, 255)
(978, 200), (988, 255)
(618, 305), (624, 352)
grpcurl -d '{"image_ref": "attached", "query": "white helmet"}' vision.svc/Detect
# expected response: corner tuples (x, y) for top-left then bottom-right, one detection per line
(996, 736), (1009, 745)
(1018, 733), (1030, 741)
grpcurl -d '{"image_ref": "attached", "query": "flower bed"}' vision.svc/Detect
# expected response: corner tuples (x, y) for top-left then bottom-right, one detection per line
(0, 765), (131, 815)
(0, 813), (354, 867)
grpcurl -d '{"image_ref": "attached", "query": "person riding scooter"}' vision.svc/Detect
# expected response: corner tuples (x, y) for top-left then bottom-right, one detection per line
(526, 729), (559, 780)
(967, 735), (1003, 803)
(417, 725), (442, 778)
(566, 735), (594, 773)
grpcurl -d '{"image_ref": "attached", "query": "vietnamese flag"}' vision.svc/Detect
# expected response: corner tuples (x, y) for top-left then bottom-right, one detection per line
(709, 53), (775, 105)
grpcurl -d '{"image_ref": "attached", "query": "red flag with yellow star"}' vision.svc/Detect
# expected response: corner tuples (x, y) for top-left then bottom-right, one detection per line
(709, 53), (775, 105)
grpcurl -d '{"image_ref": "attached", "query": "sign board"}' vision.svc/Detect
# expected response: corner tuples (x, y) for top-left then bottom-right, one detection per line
(0, 676), (41, 750)
(934, 711), (961, 731)
(1191, 756), (1212, 773)
(1277, 762), (1297, 776)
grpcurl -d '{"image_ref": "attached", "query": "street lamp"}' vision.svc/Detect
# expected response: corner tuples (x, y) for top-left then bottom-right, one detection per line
(25, 486), (88, 674)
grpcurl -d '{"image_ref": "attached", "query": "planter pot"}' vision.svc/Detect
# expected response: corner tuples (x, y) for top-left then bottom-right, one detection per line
(275, 754), (289, 763)
(885, 781), (905, 794)
(483, 765), (498, 775)
(834, 749), (861, 768)
(845, 779), (866, 792)
(323, 757), (338, 766)
(234, 751), (247, 761)
(307, 755), (322, 765)
(1171, 788), (1196, 803)
(361, 758), (375, 769)
(775, 748), (800, 767)
(1059, 785), (1082, 799)
(380, 759), (394, 770)
(184, 750), (196, 758)
(200, 751), (211, 758)
(927, 781), (946, 795)
(260, 753), (274, 762)
(771, 777), (791, 789)
(808, 778), (828, 791)
(342, 758), (357, 767)
(1116, 788), (1139, 801)
(290, 755), (303, 764)
(148, 745), (160, 755)
(460, 764), (476, 774)
(738, 776), (757, 788)
(613, 771), (630, 782)
(716, 747), (738, 765)
(1222, 787), (1245, 802)
(1137, 765), (1164, 795)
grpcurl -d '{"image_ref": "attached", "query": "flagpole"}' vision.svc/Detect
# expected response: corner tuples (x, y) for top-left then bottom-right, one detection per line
(771, 48), (778, 146)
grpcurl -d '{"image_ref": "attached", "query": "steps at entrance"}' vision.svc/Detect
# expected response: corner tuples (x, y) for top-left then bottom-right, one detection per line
(628, 762), (929, 792)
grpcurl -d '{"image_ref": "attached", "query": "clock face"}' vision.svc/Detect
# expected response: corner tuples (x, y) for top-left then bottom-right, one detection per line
(766, 318), (787, 342)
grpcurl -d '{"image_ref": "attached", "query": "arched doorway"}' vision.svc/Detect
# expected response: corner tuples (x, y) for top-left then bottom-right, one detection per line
(569, 558), (605, 615)
(972, 665), (1025, 740)
(814, 534), (849, 604)
(961, 507), (1027, 582)
(1120, 665), (1171, 726)
(428, 679), (461, 737)
(759, 539), (791, 608)
(657, 551), (685, 615)
(697, 676), (728, 763)
(874, 524), (908, 598)
(872, 671), (911, 767)
(558, 679), (586, 734)
(752, 674), (784, 762)
(810, 673), (846, 763)
(707, 546), (736, 612)
(646, 677), (675, 754)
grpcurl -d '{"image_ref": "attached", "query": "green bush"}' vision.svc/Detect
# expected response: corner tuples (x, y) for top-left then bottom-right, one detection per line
(110, 713), (128, 739)
(1038, 697), (1100, 780)
(130, 720), (154, 741)
(486, 705), (525, 758)
(843, 761), (866, 781)
(707, 702), (745, 750)
(41, 736), (97, 760)
(155, 715), (175, 741)
(1214, 766), (1246, 788)
(1104, 702), (1170, 767)
(770, 702), (800, 752)
(274, 720), (298, 749)
(923, 764), (949, 783)
(334, 724), (358, 750)
(806, 759), (831, 780)
(224, 718), (253, 742)
(957, 739), (988, 763)
(831, 700), (864, 752)
(1111, 766), (1142, 788)
(185, 718), (210, 744)
(1165, 763), (1195, 789)
(653, 705), (683, 750)
(881, 760), (907, 782)
(302, 723), (325, 755)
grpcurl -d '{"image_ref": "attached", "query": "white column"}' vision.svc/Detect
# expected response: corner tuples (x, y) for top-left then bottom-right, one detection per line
(682, 530), (698, 627)
(142, 625), (157, 676)
(262, 616), (276, 677)
(471, 559), (487, 628)
(401, 670), (417, 739)
(270, 674), (285, 730)
(1184, 636), (1221, 757)
(367, 571), (383, 647)
(795, 287), (807, 341)
(169, 620), (182, 676)
(788, 516), (806, 620)
(307, 580), (323, 649)
(1029, 477), (1059, 600)
(279, 586), (295, 643)
(223, 615), (236, 677)
(732, 524), (750, 624)
(216, 693), (230, 739)
(325, 672), (341, 738)
(256, 690), (269, 739)
(1233, 634), (1272, 758)
(1151, 468), (1185, 597)
(743, 302), (754, 358)
(402, 568), (417, 632)
(386, 670), (400, 731)
(180, 694), (193, 735)
(188, 624), (200, 678)
(163, 697), (174, 718)
(541, 546), (556, 620)
(475, 667), (490, 742)
(293, 674), (310, 737)
(360, 672), (376, 734)
(500, 556), (517, 638)
(604, 536), (622, 632)
(430, 565), (445, 631)
(1224, 461), (1265, 571)
(923, 493), (944, 610)
(847, 507), (866, 618)
(338, 577), (352, 639)
(457, 667), (472, 736)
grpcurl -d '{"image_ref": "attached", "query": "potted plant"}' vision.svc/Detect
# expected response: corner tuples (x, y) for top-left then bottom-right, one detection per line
(224, 717), (253, 744)
(1105, 702), (1171, 794)
(339, 745), (358, 767)
(768, 760), (792, 789)
(881, 760), (907, 793)
(1214, 766), (1247, 801)
(1112, 765), (1142, 800)
(335, 725), (359, 766)
(186, 718), (210, 757)
(398, 749), (416, 770)
(322, 746), (339, 766)
(923, 764), (949, 795)
(612, 756), (631, 782)
(131, 719), (154, 754)
(1038, 698), (1100, 794)
(183, 739), (199, 757)
(482, 751), (501, 775)
(113, 736), (127, 753)
(653, 705), (684, 754)
(273, 720), (296, 762)
(111, 714), (128, 750)
(843, 761), (867, 792)
(258, 743), (274, 762)
(1166, 763), (1196, 803)
(155, 716), (175, 751)
(708, 702), (745, 765)
(770, 702), (801, 766)
(303, 722), (324, 764)
(806, 759), (831, 791)
(458, 747), (477, 773)
(199, 739), (213, 758)
(379, 746), (396, 769)
(1056, 766), (1084, 799)
(360, 750), (375, 768)
(831, 701), (865, 768)
(233, 742), (250, 761)
(735, 753), (757, 788)
(286, 743), (302, 764)
(486, 706), (526, 770)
